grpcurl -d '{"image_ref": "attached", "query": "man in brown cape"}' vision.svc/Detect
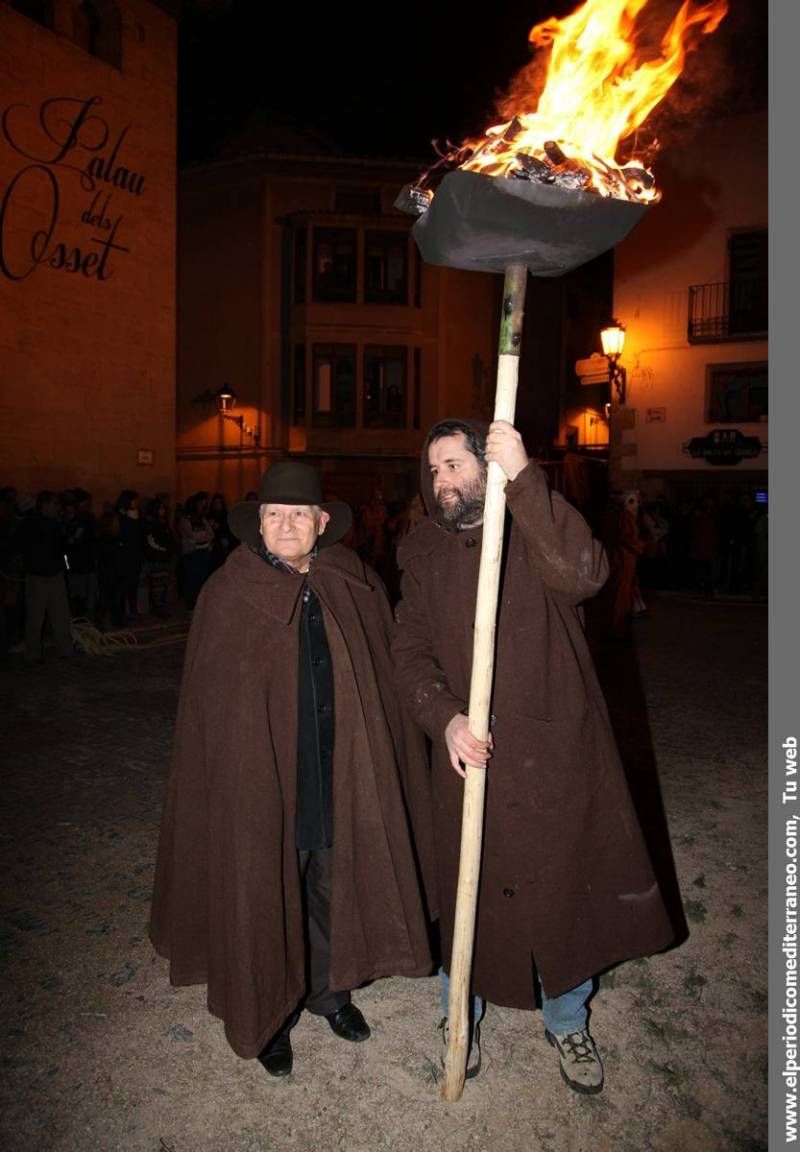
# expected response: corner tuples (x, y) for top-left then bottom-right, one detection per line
(150, 462), (435, 1077)
(392, 419), (675, 1094)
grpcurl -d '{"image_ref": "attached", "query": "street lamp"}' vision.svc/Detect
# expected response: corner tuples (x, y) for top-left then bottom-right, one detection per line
(600, 320), (627, 404)
(214, 384), (260, 445)
(215, 383), (237, 412)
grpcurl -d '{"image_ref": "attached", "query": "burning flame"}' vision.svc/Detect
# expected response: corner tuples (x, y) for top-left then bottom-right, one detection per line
(455, 0), (729, 203)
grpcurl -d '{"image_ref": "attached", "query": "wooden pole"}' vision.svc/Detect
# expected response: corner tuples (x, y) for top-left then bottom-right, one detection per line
(442, 263), (528, 1101)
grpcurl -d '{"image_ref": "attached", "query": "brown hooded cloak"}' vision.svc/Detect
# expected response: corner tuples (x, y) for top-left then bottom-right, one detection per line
(392, 420), (675, 1008)
(150, 542), (436, 1058)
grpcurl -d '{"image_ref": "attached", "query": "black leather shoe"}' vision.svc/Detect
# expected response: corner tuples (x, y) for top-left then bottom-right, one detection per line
(257, 1029), (293, 1077)
(325, 1003), (370, 1042)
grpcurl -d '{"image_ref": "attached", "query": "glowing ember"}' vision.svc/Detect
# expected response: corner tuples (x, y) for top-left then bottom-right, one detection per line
(417, 0), (729, 206)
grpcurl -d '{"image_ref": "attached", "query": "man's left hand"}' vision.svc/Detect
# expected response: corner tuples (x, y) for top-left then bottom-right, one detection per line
(485, 421), (529, 482)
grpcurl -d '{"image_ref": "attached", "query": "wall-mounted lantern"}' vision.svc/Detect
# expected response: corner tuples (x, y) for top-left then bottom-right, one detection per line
(214, 385), (260, 445)
(600, 320), (627, 404)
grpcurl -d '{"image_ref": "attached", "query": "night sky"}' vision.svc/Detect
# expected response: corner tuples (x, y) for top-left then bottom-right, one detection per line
(177, 0), (767, 166)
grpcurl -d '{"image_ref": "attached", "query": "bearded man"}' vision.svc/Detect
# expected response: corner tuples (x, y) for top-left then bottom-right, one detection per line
(392, 419), (675, 1094)
(151, 462), (435, 1077)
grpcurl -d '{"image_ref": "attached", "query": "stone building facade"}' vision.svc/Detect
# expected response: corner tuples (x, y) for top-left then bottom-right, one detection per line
(176, 145), (499, 509)
(0, 0), (177, 506)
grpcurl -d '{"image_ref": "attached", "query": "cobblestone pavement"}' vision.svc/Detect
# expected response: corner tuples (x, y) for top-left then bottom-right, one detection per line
(0, 594), (766, 1152)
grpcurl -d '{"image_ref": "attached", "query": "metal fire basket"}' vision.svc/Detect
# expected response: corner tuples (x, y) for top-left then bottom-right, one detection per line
(409, 168), (647, 277)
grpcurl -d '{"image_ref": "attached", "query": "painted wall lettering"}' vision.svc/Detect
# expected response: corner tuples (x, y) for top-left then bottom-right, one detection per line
(0, 95), (144, 282)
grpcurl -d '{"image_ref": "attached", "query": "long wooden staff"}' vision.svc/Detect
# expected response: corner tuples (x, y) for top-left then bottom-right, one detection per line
(442, 263), (528, 1102)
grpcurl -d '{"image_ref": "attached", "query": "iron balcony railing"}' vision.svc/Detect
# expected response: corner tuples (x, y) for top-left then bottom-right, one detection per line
(688, 278), (768, 343)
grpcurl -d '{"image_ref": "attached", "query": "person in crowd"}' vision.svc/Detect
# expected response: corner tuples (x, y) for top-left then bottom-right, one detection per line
(639, 498), (670, 591)
(691, 495), (717, 598)
(150, 462), (435, 1078)
(177, 492), (214, 609)
(666, 498), (693, 591)
(392, 418), (674, 1094)
(95, 501), (123, 630)
(0, 487), (20, 658)
(207, 492), (236, 570)
(597, 489), (646, 639)
(63, 488), (97, 619)
(714, 490), (738, 594)
(143, 498), (175, 617)
(354, 488), (388, 575)
(20, 490), (73, 664)
(115, 490), (144, 622)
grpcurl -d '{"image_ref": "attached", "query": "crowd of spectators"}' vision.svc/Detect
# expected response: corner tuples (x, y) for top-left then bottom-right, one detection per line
(594, 485), (768, 639)
(0, 486), (238, 664)
(1, 477), (767, 663)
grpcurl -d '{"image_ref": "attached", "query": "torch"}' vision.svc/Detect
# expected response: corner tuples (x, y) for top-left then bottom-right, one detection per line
(397, 0), (729, 1102)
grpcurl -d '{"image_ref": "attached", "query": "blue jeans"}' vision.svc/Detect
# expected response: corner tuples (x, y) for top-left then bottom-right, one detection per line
(439, 967), (593, 1035)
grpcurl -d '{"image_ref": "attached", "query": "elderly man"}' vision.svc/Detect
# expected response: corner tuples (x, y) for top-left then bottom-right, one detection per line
(151, 462), (434, 1077)
(392, 419), (675, 1094)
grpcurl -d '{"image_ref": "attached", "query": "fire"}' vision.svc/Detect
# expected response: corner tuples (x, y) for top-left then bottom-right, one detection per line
(455, 0), (729, 203)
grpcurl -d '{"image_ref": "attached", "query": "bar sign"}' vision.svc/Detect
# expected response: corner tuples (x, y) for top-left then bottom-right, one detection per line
(646, 407), (666, 423)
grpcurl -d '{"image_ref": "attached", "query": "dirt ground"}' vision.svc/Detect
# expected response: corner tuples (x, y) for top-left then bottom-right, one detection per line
(0, 593), (766, 1152)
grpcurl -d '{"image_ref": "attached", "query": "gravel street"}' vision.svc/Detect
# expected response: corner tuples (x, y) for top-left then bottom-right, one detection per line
(0, 593), (767, 1152)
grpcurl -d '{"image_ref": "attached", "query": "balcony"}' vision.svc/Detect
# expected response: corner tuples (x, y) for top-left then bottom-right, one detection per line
(688, 278), (767, 343)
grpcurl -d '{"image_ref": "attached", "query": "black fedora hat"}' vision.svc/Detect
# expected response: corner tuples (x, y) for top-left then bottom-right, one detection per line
(229, 461), (352, 549)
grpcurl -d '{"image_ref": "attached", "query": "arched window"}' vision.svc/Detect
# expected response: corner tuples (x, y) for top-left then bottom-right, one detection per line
(72, 0), (122, 68)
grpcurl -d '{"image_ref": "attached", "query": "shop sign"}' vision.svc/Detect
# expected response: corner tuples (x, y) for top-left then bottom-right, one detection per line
(682, 428), (763, 466)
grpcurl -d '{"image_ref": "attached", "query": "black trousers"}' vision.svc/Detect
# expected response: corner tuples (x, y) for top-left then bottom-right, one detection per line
(297, 847), (349, 1018)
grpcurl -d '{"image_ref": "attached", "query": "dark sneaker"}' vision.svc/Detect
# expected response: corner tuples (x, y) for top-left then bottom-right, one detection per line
(438, 1016), (482, 1080)
(546, 1028), (604, 1095)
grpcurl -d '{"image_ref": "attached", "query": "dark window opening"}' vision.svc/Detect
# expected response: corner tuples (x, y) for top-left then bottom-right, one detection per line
(728, 230), (767, 336)
(312, 229), (356, 302)
(413, 348), (421, 430)
(11, 0), (54, 27)
(72, 1), (122, 67)
(293, 226), (307, 305)
(292, 344), (306, 425)
(364, 346), (407, 428)
(312, 344), (356, 427)
(364, 231), (408, 304)
(706, 361), (768, 423)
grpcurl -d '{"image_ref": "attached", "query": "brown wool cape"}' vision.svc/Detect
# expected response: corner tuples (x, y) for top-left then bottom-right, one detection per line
(392, 426), (675, 1008)
(150, 543), (437, 1058)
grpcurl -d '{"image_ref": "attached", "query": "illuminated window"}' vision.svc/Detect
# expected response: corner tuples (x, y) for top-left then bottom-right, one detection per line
(364, 347), (407, 428)
(706, 361), (768, 423)
(312, 345), (356, 427)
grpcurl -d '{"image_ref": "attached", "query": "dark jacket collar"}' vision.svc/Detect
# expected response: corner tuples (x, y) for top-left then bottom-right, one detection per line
(220, 543), (373, 624)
